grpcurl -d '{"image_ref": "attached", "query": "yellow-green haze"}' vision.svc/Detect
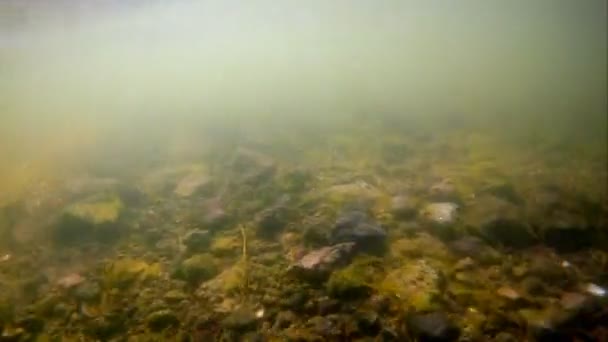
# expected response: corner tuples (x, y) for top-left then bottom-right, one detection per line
(1, 0), (606, 199)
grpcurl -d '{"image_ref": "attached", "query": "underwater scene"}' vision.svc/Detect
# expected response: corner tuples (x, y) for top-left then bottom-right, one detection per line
(1, 1), (607, 341)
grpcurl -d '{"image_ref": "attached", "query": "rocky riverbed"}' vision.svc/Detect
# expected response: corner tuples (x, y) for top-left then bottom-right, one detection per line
(0, 128), (606, 341)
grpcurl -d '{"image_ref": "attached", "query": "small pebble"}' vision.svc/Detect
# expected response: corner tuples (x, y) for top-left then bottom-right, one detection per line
(496, 286), (520, 300)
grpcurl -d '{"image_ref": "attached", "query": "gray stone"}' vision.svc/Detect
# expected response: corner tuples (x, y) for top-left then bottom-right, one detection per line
(331, 210), (387, 254)
(464, 195), (535, 248)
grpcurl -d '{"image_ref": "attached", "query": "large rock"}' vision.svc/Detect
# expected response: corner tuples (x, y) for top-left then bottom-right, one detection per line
(380, 260), (443, 311)
(255, 195), (293, 239)
(331, 210), (387, 254)
(173, 254), (219, 286)
(326, 257), (382, 299)
(287, 243), (356, 281)
(527, 185), (601, 252)
(421, 202), (459, 239)
(464, 195), (536, 248)
(53, 194), (124, 245)
(183, 230), (212, 253)
(537, 210), (594, 253)
(174, 172), (212, 197)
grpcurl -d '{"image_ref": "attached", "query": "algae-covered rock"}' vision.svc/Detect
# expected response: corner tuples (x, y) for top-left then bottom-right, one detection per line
(102, 258), (161, 290)
(379, 260), (443, 311)
(183, 229), (212, 253)
(326, 256), (383, 299)
(210, 235), (241, 257)
(163, 289), (188, 304)
(221, 307), (258, 332)
(255, 196), (293, 239)
(176, 253), (218, 286)
(537, 210), (594, 252)
(146, 309), (179, 331)
(73, 281), (101, 303)
(464, 195), (535, 248)
(198, 262), (245, 296)
(63, 194), (123, 225)
(390, 233), (451, 261)
(53, 194), (124, 245)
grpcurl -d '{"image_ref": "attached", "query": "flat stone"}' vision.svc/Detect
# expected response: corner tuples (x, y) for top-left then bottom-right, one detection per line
(287, 242), (356, 280)
(422, 202), (458, 226)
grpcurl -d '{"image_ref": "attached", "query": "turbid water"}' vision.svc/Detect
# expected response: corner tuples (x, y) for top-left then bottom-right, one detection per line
(1, 1), (606, 341)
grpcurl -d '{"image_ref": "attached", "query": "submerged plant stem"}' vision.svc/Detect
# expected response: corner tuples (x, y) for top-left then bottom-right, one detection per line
(240, 224), (249, 302)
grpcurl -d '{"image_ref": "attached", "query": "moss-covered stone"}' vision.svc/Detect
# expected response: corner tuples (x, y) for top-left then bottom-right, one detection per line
(221, 307), (258, 332)
(146, 309), (179, 332)
(163, 290), (188, 304)
(73, 281), (102, 303)
(197, 261), (246, 296)
(463, 194), (536, 248)
(102, 258), (161, 290)
(53, 193), (125, 245)
(210, 235), (241, 257)
(379, 260), (443, 311)
(326, 256), (383, 299)
(176, 254), (218, 286)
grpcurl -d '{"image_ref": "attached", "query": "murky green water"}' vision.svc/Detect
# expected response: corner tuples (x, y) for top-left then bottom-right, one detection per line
(1, 1), (606, 340)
